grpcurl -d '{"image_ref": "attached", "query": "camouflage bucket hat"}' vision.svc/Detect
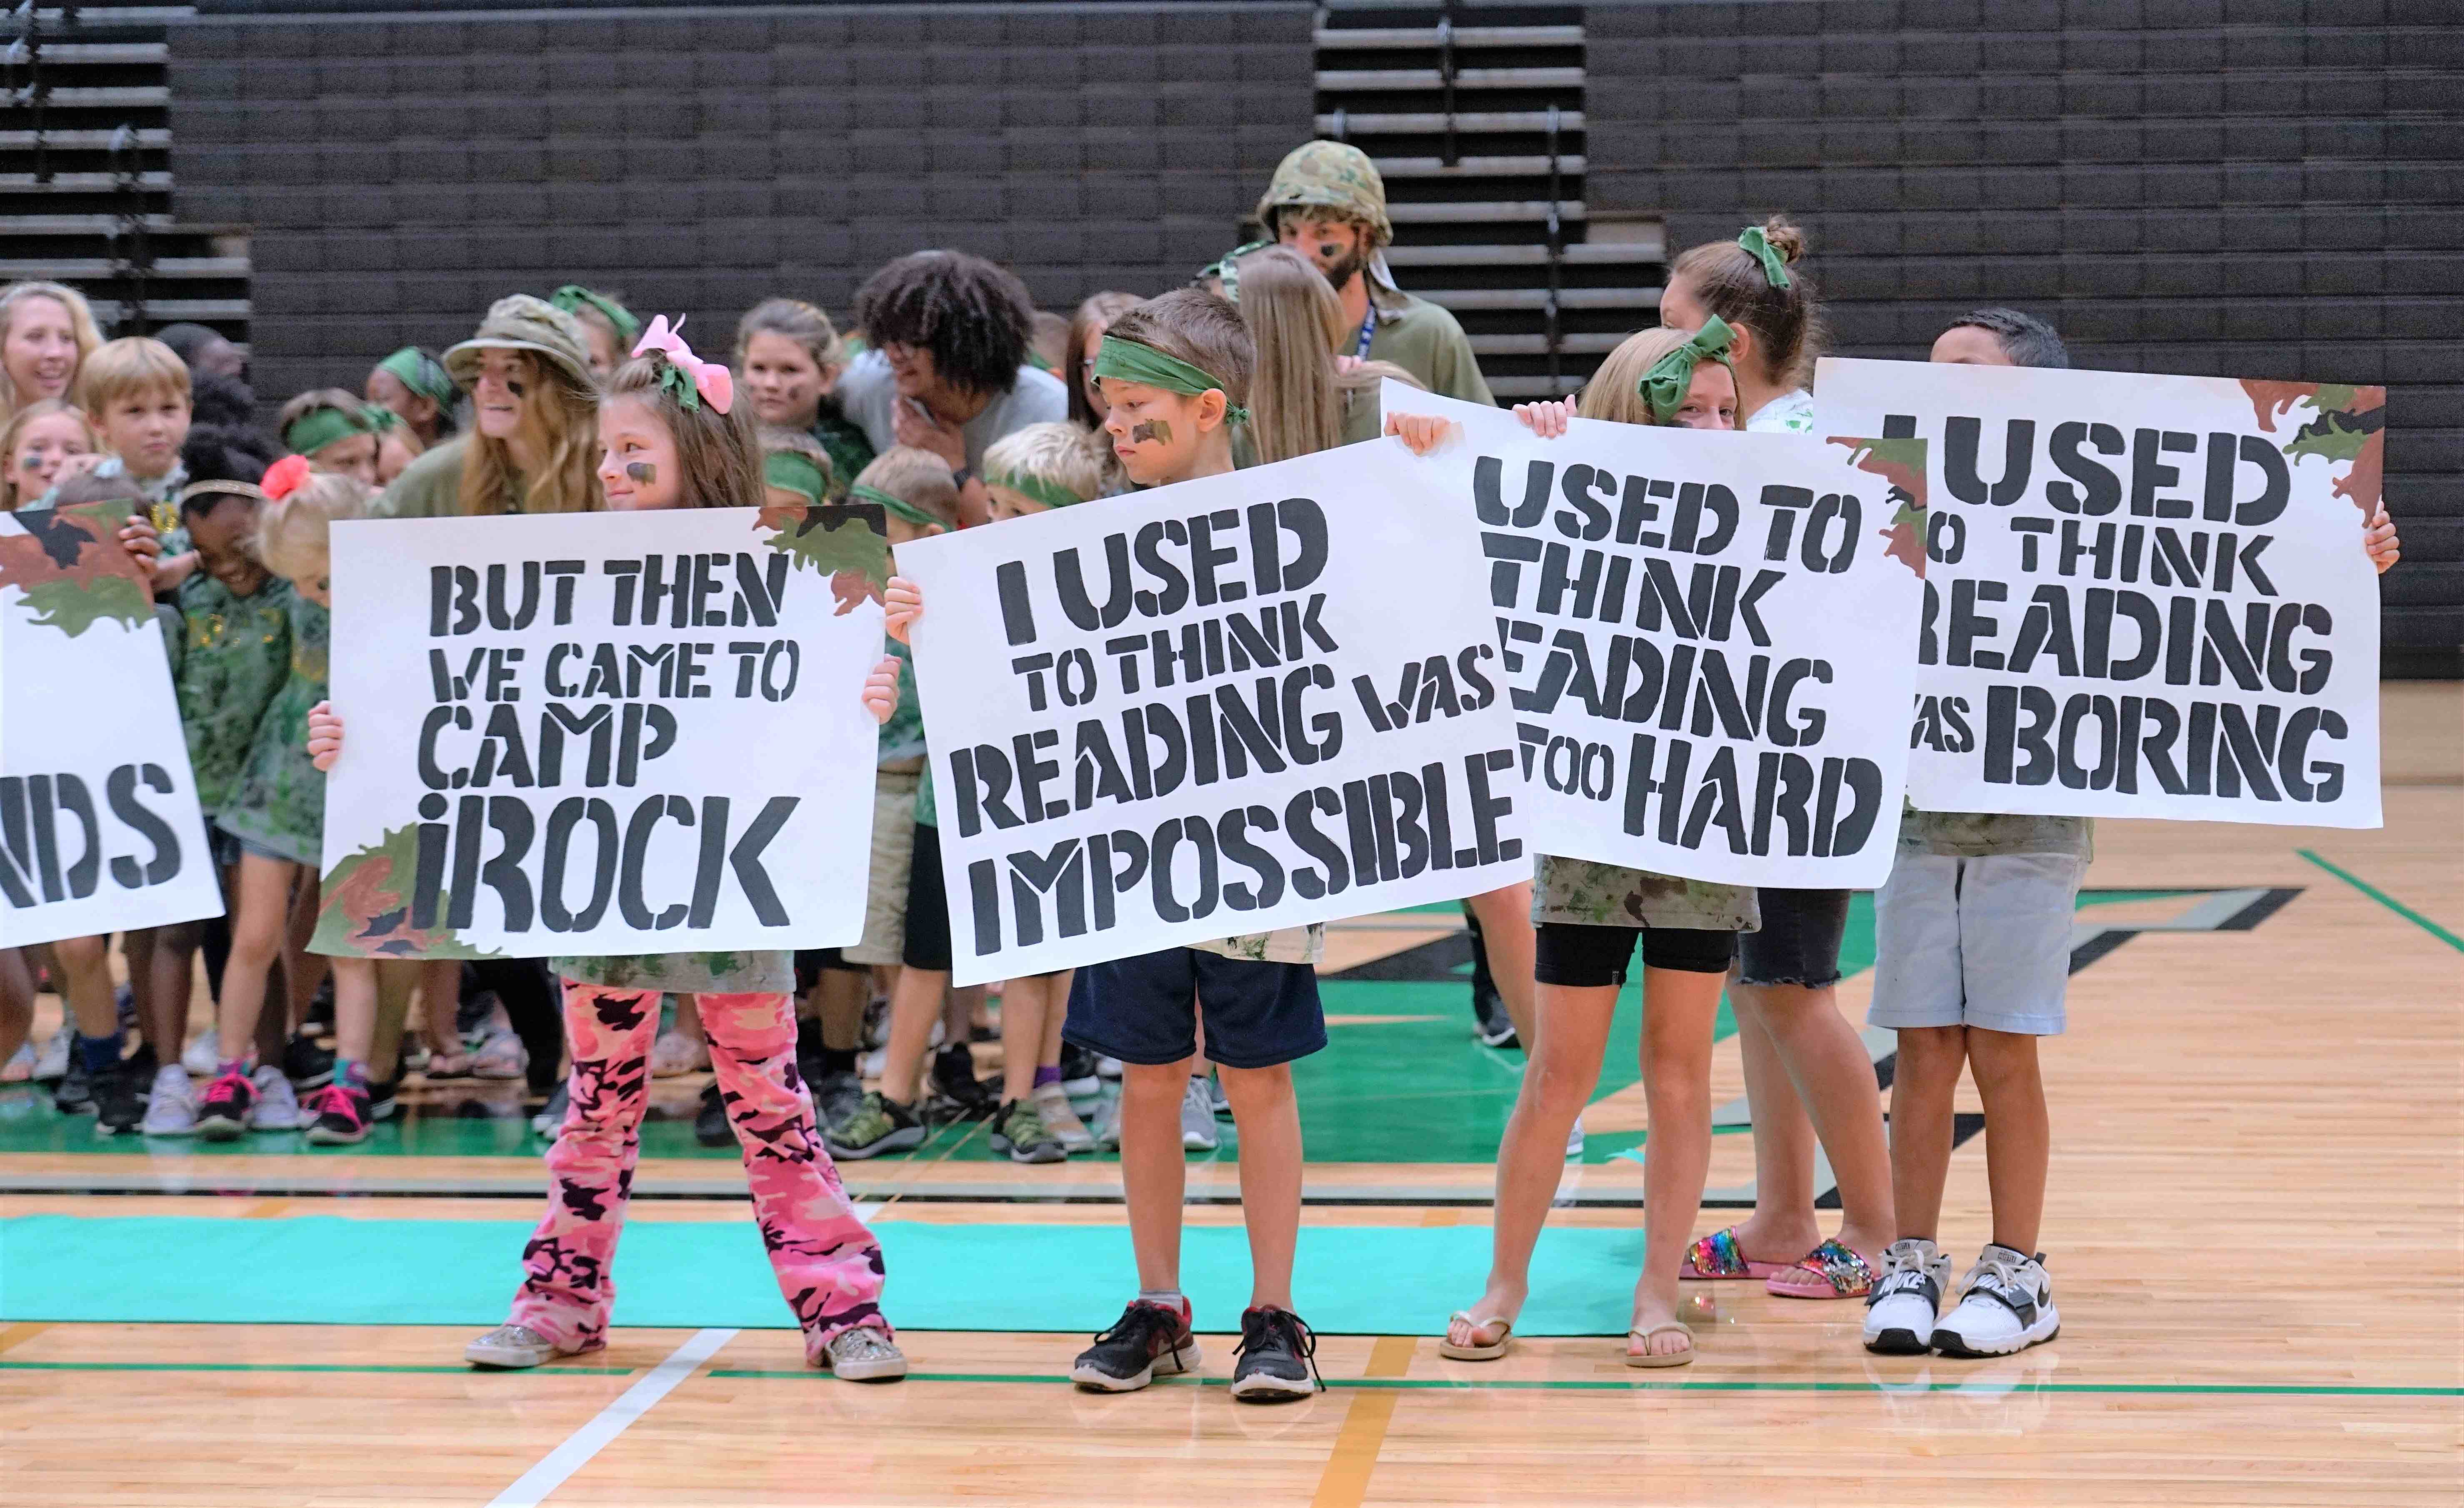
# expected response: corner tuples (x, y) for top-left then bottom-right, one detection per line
(1256, 140), (1392, 247)
(442, 294), (597, 392)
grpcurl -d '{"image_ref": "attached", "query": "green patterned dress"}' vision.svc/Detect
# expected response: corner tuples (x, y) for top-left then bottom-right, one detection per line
(214, 592), (328, 865)
(171, 569), (294, 819)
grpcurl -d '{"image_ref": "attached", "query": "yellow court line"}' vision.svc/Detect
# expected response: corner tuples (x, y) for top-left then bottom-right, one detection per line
(241, 1198), (291, 1219)
(1311, 1334), (1417, 1508)
(0, 1322), (50, 1356)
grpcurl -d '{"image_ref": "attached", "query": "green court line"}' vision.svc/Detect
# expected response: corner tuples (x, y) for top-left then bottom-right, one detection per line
(2296, 849), (2464, 953)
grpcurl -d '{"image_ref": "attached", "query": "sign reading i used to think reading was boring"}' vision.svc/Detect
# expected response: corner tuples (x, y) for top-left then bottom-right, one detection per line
(1388, 382), (1929, 889)
(1818, 359), (2383, 828)
(311, 504), (891, 960)
(895, 440), (1531, 984)
(0, 502), (224, 946)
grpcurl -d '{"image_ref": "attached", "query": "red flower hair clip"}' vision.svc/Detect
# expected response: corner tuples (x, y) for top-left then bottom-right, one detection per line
(261, 454), (313, 502)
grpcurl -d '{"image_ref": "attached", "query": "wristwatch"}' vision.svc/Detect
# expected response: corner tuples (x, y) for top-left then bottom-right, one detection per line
(951, 465), (977, 489)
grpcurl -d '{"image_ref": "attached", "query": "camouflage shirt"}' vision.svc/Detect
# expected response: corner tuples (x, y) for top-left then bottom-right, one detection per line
(552, 950), (795, 995)
(1899, 809), (2094, 861)
(1533, 855), (1760, 933)
(214, 592), (328, 865)
(811, 409), (876, 504)
(170, 567), (294, 817)
(1191, 924), (1324, 966)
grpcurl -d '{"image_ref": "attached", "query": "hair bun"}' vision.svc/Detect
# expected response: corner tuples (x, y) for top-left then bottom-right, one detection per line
(1759, 215), (1807, 264)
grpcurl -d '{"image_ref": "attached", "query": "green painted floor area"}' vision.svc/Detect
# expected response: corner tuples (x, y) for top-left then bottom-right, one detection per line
(0, 891), (2196, 1167)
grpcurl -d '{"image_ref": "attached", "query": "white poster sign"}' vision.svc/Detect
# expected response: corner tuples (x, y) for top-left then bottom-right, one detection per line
(896, 442), (1531, 984)
(1, 502), (223, 945)
(1391, 383), (1929, 888)
(313, 505), (888, 959)
(1819, 358), (2382, 827)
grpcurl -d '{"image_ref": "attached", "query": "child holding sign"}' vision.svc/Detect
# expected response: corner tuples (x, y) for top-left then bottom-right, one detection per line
(310, 317), (911, 1379)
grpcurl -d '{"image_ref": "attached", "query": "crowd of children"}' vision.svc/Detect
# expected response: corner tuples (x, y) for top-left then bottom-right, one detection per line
(0, 136), (2407, 1394)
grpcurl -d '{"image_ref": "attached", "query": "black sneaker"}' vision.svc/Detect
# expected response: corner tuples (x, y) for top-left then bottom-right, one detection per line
(1230, 1306), (1322, 1401)
(925, 1042), (996, 1122)
(54, 1050), (100, 1115)
(365, 1066), (402, 1122)
(694, 1082), (733, 1147)
(1470, 976), (1518, 1051)
(988, 1098), (1066, 1163)
(282, 1032), (335, 1091)
(91, 1050), (151, 1136)
(1058, 1043), (1103, 1098)
(1072, 1299), (1202, 1393)
(811, 1068), (865, 1128)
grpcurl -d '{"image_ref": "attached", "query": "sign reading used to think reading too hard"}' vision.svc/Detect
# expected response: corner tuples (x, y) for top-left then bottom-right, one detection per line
(0, 501), (225, 946)
(311, 504), (891, 960)
(1391, 383), (1929, 889)
(1818, 359), (2383, 828)
(895, 440), (1533, 985)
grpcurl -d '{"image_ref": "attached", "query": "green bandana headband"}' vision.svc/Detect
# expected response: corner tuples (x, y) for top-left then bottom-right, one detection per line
(1637, 315), (1738, 424)
(1736, 226), (1792, 289)
(763, 450), (828, 507)
(1200, 240), (1273, 305)
(986, 468), (1088, 511)
(283, 404), (373, 457)
(550, 285), (642, 347)
(378, 346), (456, 405)
(360, 403), (402, 433)
(851, 481), (943, 532)
(1091, 335), (1250, 425)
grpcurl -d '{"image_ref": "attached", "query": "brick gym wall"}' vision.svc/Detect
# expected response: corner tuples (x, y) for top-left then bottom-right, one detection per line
(1584, 0), (2460, 667)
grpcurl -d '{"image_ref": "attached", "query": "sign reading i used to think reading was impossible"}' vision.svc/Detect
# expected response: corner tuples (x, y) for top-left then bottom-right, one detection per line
(1, 501), (224, 946)
(1818, 359), (2384, 828)
(895, 440), (1531, 984)
(1388, 383), (1929, 889)
(310, 504), (892, 960)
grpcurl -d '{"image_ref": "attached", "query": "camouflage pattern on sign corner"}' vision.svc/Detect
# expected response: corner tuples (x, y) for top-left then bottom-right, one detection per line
(309, 823), (509, 961)
(1191, 923), (1324, 966)
(1533, 855), (1759, 934)
(1256, 140), (1392, 245)
(753, 499), (891, 615)
(2239, 378), (2386, 515)
(0, 501), (152, 638)
(1828, 435), (1929, 577)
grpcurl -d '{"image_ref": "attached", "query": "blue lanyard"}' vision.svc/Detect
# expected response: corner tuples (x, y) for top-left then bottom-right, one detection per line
(1353, 304), (1377, 360)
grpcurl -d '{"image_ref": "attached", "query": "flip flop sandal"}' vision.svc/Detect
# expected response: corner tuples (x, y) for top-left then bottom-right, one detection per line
(1766, 1238), (1880, 1300)
(1681, 1226), (1791, 1281)
(1437, 1312), (1514, 1362)
(1624, 1321), (1695, 1368)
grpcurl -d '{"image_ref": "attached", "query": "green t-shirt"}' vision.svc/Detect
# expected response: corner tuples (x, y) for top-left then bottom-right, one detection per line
(214, 592), (328, 865)
(375, 436), (539, 520)
(1368, 287), (1492, 406)
(878, 639), (924, 769)
(171, 567), (294, 817)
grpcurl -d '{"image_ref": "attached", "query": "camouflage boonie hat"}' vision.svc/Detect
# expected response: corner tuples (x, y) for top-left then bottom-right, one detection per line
(1256, 140), (1392, 247)
(443, 294), (597, 392)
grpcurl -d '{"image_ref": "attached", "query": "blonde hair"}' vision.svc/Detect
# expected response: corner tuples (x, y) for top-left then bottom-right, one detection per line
(458, 350), (600, 516)
(852, 446), (961, 531)
(257, 472), (372, 585)
(733, 298), (845, 376)
(1231, 245), (1418, 464)
(603, 352), (764, 510)
(1667, 213), (1821, 389)
(1066, 290), (1140, 429)
(982, 421), (1108, 507)
(76, 336), (190, 415)
(0, 398), (100, 509)
(0, 282), (103, 419)
(1576, 327), (1704, 427)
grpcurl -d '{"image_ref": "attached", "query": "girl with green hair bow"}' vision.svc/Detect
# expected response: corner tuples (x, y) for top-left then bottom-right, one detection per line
(1660, 214), (1822, 434)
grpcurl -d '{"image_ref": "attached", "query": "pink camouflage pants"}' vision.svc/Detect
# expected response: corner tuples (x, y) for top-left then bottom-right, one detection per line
(508, 984), (887, 1363)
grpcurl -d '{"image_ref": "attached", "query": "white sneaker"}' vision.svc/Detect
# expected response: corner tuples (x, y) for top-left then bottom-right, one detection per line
(1033, 1081), (1093, 1153)
(1931, 1245), (2059, 1358)
(1565, 1113), (1586, 1160)
(181, 1027), (222, 1078)
(248, 1065), (303, 1131)
(1180, 1075), (1218, 1151)
(33, 1020), (72, 1081)
(465, 1323), (559, 1369)
(1862, 1237), (1951, 1354)
(1091, 1092), (1123, 1151)
(1096, 1055), (1123, 1081)
(140, 1064), (198, 1136)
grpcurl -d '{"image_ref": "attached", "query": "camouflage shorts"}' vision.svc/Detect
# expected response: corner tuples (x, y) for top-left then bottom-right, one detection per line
(1532, 855), (1759, 933)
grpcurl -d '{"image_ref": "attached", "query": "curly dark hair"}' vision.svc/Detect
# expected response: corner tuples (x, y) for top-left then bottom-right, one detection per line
(851, 250), (1034, 399)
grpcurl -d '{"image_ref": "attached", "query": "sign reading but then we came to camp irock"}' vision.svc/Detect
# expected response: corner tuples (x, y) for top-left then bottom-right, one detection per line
(312, 505), (891, 959)
(1, 503), (224, 946)
(1818, 359), (2382, 828)
(895, 442), (1531, 985)
(1390, 383), (1929, 889)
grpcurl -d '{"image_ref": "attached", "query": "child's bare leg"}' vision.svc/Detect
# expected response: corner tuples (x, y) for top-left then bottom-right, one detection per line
(1886, 1026), (1968, 1242)
(370, 960), (417, 1081)
(1118, 1059), (1193, 1291)
(216, 855), (297, 1061)
(419, 959), (463, 1062)
(1728, 998), (1821, 1256)
(1447, 982), (1616, 1351)
(282, 871), (325, 1034)
(1460, 883), (1536, 1046)
(142, 922), (200, 1062)
(1630, 965), (1724, 1358)
(330, 958), (379, 1069)
(1964, 1027), (2047, 1253)
(947, 982), (984, 1045)
(123, 928), (158, 1046)
(816, 969), (866, 1053)
(1000, 974), (1063, 1104)
(878, 966), (945, 1104)
(1216, 1062), (1301, 1311)
(1735, 980), (1896, 1259)
(1038, 981), (1068, 1069)
(0, 947), (33, 1063)
(674, 992), (703, 1043)
(51, 935), (120, 1039)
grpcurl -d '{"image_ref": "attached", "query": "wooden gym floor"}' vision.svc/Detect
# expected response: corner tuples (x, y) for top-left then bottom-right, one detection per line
(2, 683), (2457, 1506)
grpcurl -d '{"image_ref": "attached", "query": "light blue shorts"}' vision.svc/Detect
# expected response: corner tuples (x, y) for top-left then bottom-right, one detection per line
(1868, 850), (2085, 1037)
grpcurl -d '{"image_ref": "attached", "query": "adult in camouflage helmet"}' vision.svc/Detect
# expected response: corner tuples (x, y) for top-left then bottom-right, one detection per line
(373, 293), (602, 520)
(1254, 140), (1492, 405)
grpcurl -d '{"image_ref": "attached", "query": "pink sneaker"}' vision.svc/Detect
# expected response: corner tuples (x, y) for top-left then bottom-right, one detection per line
(303, 1081), (372, 1146)
(195, 1067), (258, 1142)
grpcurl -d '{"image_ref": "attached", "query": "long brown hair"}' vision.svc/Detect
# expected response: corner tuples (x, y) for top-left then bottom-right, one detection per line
(458, 350), (600, 515)
(603, 354), (764, 510)
(1233, 245), (1416, 464)
(1065, 290), (1140, 430)
(1667, 213), (1821, 390)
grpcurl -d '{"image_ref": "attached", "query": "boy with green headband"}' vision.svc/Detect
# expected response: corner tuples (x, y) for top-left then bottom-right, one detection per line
(277, 388), (380, 485)
(756, 426), (836, 511)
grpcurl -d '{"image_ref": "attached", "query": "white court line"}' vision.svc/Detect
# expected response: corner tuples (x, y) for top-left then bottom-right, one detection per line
(488, 1327), (737, 1508)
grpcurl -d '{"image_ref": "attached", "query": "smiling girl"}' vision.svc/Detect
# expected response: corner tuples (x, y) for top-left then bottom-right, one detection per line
(374, 295), (601, 522)
(0, 281), (102, 425)
(0, 399), (99, 510)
